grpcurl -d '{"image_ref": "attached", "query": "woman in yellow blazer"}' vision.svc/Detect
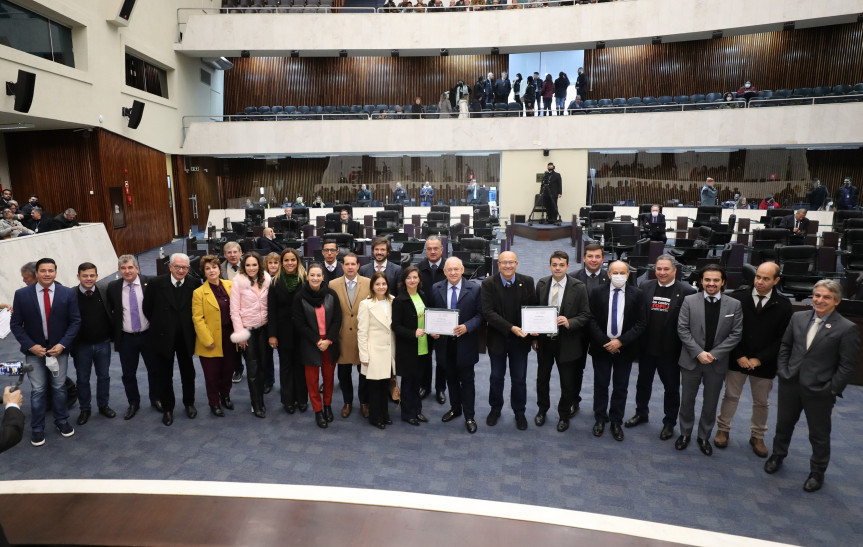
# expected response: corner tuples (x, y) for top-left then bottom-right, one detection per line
(192, 255), (237, 417)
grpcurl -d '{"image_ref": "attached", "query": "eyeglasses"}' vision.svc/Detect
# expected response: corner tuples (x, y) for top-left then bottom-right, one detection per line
(322, 248), (338, 253)
(171, 265), (190, 271)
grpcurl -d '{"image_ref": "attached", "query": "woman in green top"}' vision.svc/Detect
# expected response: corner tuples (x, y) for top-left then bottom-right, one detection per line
(392, 265), (429, 425)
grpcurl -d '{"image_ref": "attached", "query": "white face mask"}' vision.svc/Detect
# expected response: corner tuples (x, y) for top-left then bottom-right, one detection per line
(725, 96), (732, 101)
(651, 211), (659, 218)
(610, 274), (628, 288)
(744, 83), (751, 89)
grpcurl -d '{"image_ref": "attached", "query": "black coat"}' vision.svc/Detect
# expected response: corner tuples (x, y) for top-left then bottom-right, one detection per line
(141, 274), (200, 361)
(535, 275), (591, 361)
(267, 278), (300, 346)
(417, 258), (446, 306)
(480, 273), (537, 354)
(543, 170), (562, 197)
(554, 75), (569, 97)
(0, 407), (24, 454)
(106, 274), (152, 352)
(392, 291), (428, 377)
(728, 287), (793, 378)
(293, 287), (341, 367)
(588, 284), (646, 360)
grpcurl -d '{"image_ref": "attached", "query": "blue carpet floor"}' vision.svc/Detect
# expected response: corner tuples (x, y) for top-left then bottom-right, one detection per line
(1, 236), (860, 546)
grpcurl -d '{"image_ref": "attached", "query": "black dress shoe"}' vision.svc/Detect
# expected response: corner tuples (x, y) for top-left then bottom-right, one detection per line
(315, 411), (328, 428)
(803, 472), (824, 492)
(124, 405), (139, 420)
(436, 391), (446, 405)
(375, 421), (386, 430)
(624, 414), (648, 428)
(764, 455), (784, 474)
(675, 435), (691, 450)
(568, 404), (579, 418)
(515, 414), (528, 430)
(404, 418), (420, 426)
(486, 410), (500, 427)
(185, 405), (198, 419)
(210, 405), (225, 417)
(253, 408), (266, 419)
(323, 405), (334, 422)
(76, 409), (91, 426)
(465, 419), (478, 434)
(263, 384), (273, 395)
(221, 397), (234, 410)
(416, 413), (428, 423)
(611, 423), (624, 441)
(285, 403), (296, 414)
(385, 417), (393, 425)
(534, 411), (547, 427)
(297, 402), (308, 412)
(592, 420), (605, 437)
(442, 410), (462, 422)
(418, 387), (429, 400)
(152, 401), (164, 413)
(98, 406), (117, 419)
(697, 437), (713, 456)
(659, 425), (675, 441)
(232, 370), (243, 383)
(556, 418), (569, 433)
(162, 411), (173, 426)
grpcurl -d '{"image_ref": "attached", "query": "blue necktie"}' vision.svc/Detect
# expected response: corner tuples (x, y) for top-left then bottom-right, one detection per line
(611, 288), (620, 337)
(451, 285), (458, 309)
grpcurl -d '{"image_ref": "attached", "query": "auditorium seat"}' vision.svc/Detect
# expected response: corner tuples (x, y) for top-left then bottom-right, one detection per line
(811, 86), (830, 97)
(612, 98), (627, 107)
(297, 105), (311, 118)
(841, 229), (863, 271)
(673, 95), (691, 104)
(311, 106), (323, 118)
(493, 103), (508, 117)
(458, 237), (490, 279)
(626, 97), (643, 107)
(751, 228), (790, 265)
(271, 105), (284, 118)
(704, 93), (722, 102)
(689, 93), (706, 103)
(774, 88), (792, 99)
(350, 105), (363, 119)
(757, 90), (773, 99)
(244, 106), (258, 117)
(791, 87), (813, 98)
(776, 245), (819, 301)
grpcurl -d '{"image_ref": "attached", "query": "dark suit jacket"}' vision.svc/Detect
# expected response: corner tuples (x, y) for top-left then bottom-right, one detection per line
(141, 274), (199, 361)
(638, 279), (696, 358)
(677, 292), (743, 372)
(10, 282), (81, 354)
(359, 261), (402, 296)
(24, 216), (56, 233)
(777, 310), (859, 395)
(334, 220), (362, 238)
(480, 273), (537, 354)
(267, 279), (299, 347)
(106, 274), (151, 352)
(322, 262), (344, 287)
(417, 258), (447, 306)
(573, 267), (609, 293)
(587, 284), (646, 360)
(392, 291), (431, 376)
(71, 284), (113, 350)
(0, 406), (24, 453)
(431, 279), (483, 366)
(256, 236), (284, 254)
(640, 213), (667, 238)
(544, 170), (562, 197)
(728, 288), (793, 378)
(778, 215), (809, 241)
(535, 275), (591, 361)
(292, 288), (341, 367)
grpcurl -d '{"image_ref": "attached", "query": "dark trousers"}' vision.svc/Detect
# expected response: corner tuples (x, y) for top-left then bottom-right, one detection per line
(198, 331), (236, 407)
(338, 363), (368, 406)
(634, 354), (680, 427)
(118, 331), (159, 407)
(366, 377), (390, 426)
(243, 326), (267, 412)
(71, 339), (111, 411)
(489, 339), (529, 414)
(420, 340), (447, 395)
(571, 340), (589, 406)
(399, 354), (427, 420)
(772, 378), (835, 474)
(443, 341), (475, 420)
(233, 347), (244, 375)
(264, 346), (275, 388)
(592, 352), (633, 424)
(543, 192), (559, 223)
(536, 337), (576, 418)
(277, 343), (308, 408)
(156, 334), (196, 413)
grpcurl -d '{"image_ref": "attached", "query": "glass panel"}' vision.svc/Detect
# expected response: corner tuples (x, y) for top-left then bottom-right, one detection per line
(0, 0), (52, 62)
(48, 20), (74, 67)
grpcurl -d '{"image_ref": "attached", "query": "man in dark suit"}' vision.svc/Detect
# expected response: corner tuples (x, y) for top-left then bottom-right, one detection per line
(256, 227), (284, 254)
(626, 254), (695, 440)
(480, 251), (537, 430)
(764, 279), (859, 492)
(70, 262), (116, 426)
(274, 205), (293, 221)
(533, 251), (590, 432)
(356, 184), (372, 202)
(53, 208), (79, 229)
(587, 260), (646, 442)
(716, 262), (792, 457)
(0, 386), (25, 453)
(571, 243), (609, 416)
(676, 264), (743, 456)
(142, 253), (199, 426)
(541, 163), (562, 225)
(779, 209), (809, 245)
(107, 254), (161, 419)
(23, 208), (56, 233)
(336, 208), (362, 238)
(359, 237), (402, 296)
(10, 257), (81, 447)
(834, 177), (858, 210)
(417, 235), (447, 404)
(321, 239), (344, 287)
(640, 205), (667, 243)
(806, 178), (828, 211)
(431, 257), (484, 434)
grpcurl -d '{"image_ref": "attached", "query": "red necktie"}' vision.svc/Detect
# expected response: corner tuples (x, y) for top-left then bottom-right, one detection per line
(43, 288), (51, 338)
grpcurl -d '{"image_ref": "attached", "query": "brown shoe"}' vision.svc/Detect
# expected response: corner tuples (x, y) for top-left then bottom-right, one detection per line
(750, 436), (768, 458)
(341, 404), (352, 418)
(714, 430), (729, 448)
(360, 404), (370, 419)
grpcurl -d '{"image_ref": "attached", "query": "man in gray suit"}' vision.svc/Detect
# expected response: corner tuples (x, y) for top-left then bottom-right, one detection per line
(764, 279), (859, 492)
(700, 178), (718, 206)
(676, 264), (743, 456)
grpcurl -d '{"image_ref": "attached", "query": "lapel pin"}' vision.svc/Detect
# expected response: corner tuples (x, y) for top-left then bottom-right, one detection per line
(825, 324), (831, 329)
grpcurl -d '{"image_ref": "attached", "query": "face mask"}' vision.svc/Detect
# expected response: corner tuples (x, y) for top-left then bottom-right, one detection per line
(744, 83), (751, 89)
(611, 274), (628, 288)
(652, 211), (658, 218)
(725, 96), (732, 101)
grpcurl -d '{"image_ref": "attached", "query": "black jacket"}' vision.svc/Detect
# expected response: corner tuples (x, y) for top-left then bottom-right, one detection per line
(141, 274), (200, 362)
(392, 291), (428, 377)
(293, 287), (341, 367)
(480, 273), (537, 354)
(417, 258), (446, 306)
(535, 275), (591, 361)
(728, 287), (793, 378)
(554, 75), (570, 97)
(106, 274), (152, 352)
(588, 284), (646, 360)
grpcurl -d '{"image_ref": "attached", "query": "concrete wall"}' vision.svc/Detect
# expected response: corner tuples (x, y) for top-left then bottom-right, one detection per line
(500, 149), (588, 221)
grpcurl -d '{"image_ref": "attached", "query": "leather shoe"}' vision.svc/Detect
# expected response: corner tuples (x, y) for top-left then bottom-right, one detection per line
(803, 472), (824, 492)
(76, 409), (91, 425)
(611, 423), (624, 441)
(675, 435), (691, 450)
(297, 402), (308, 413)
(384, 417), (393, 425)
(486, 410), (500, 427)
(323, 406), (334, 422)
(253, 408), (266, 419)
(556, 418), (569, 432)
(98, 406), (116, 419)
(416, 413), (428, 423)
(162, 411), (173, 426)
(404, 417), (420, 426)
(714, 430), (729, 448)
(750, 436), (768, 458)
(285, 403), (296, 414)
(418, 387), (429, 400)
(263, 384), (273, 395)
(534, 411), (546, 427)
(624, 414), (648, 428)
(697, 437), (713, 456)
(152, 400), (164, 413)
(659, 425), (675, 441)
(592, 420), (605, 437)
(341, 404), (352, 418)
(764, 455), (784, 474)
(442, 410), (462, 422)
(375, 421), (386, 430)
(568, 404), (579, 418)
(210, 405), (224, 417)
(515, 414), (528, 430)
(465, 419), (478, 434)
(315, 411), (328, 428)
(360, 404), (370, 419)
(124, 405), (139, 420)
(221, 397), (234, 410)
(436, 391), (446, 405)
(185, 405), (197, 419)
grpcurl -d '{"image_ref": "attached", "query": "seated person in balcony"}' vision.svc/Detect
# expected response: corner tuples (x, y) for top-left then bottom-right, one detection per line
(735, 196), (751, 210)
(834, 177), (858, 210)
(337, 208), (362, 238)
(24, 207), (57, 233)
(397, 0), (412, 12)
(641, 205), (667, 243)
(420, 182), (435, 206)
(0, 188), (12, 209)
(357, 184), (372, 203)
(567, 95), (583, 113)
(410, 97), (424, 119)
(20, 194), (41, 220)
(779, 209), (809, 246)
(758, 195), (776, 210)
(392, 182), (408, 204)
(54, 208), (79, 229)
(0, 208), (34, 238)
(257, 227), (284, 254)
(720, 92), (737, 108)
(736, 80), (758, 99)
(382, 0), (396, 10)
(414, 0), (426, 12)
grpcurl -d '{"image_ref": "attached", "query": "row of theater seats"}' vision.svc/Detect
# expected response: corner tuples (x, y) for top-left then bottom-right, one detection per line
(221, 0), (333, 12)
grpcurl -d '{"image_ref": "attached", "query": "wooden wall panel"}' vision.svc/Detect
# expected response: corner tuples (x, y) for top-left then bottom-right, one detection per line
(173, 156), (224, 234)
(224, 55), (510, 114)
(584, 23), (863, 100)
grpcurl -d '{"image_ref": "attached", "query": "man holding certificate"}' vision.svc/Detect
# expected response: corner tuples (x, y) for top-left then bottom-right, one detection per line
(429, 257), (484, 434)
(532, 251), (591, 433)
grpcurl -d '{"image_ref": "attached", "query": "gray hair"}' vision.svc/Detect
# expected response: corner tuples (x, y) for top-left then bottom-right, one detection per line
(444, 256), (463, 268)
(117, 254), (139, 268)
(20, 261), (36, 275)
(425, 235), (442, 247)
(655, 254), (677, 268)
(223, 241), (241, 252)
(64, 208), (77, 216)
(169, 253), (190, 266)
(814, 279), (842, 300)
(796, 208), (808, 215)
(31, 207), (42, 214)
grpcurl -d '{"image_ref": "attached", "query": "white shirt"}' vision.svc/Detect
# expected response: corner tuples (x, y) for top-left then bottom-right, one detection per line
(36, 283), (55, 339)
(326, 261), (338, 272)
(606, 286), (625, 339)
(171, 275), (185, 288)
(547, 276), (567, 308)
(658, 280), (675, 288)
(703, 291), (722, 302)
(122, 276), (150, 333)
(374, 260), (388, 272)
(752, 288), (771, 307)
(448, 279), (463, 309)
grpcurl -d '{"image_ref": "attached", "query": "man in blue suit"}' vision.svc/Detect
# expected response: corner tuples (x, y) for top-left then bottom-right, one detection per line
(10, 257), (81, 447)
(430, 257), (484, 434)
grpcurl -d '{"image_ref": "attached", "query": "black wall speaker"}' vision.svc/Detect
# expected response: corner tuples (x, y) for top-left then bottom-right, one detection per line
(122, 100), (145, 129)
(118, 0), (136, 22)
(5, 70), (36, 113)
(543, 149), (550, 157)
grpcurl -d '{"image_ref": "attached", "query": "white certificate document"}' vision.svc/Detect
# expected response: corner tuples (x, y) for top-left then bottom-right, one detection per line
(425, 308), (461, 336)
(521, 306), (559, 334)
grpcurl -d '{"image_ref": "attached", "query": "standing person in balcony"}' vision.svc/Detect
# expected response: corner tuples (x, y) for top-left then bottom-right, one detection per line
(554, 72), (570, 115)
(541, 74), (554, 116)
(576, 67), (588, 101)
(523, 76), (536, 116)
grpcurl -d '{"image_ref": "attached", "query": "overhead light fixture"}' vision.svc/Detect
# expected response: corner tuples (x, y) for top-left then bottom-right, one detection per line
(0, 123), (35, 131)
(651, 36), (662, 45)
(491, 47), (499, 55)
(391, 50), (399, 58)
(712, 30), (723, 40)
(596, 41), (605, 50)
(339, 50), (347, 58)
(240, 50), (250, 58)
(783, 21), (795, 31)
(290, 50), (299, 58)
(440, 48), (448, 57)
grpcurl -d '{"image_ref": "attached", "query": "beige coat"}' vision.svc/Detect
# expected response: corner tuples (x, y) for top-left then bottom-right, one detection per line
(330, 275), (371, 364)
(357, 297), (396, 380)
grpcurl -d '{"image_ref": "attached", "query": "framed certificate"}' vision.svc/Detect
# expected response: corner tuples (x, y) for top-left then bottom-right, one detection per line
(521, 306), (559, 334)
(425, 308), (461, 336)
